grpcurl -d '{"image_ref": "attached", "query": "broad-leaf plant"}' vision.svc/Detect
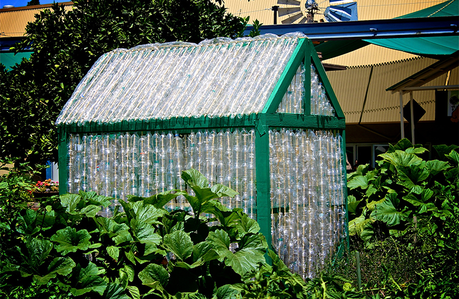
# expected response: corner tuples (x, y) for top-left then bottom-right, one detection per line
(0, 169), (272, 298)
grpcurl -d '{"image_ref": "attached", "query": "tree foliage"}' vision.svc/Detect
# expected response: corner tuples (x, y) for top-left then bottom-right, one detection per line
(0, 0), (247, 165)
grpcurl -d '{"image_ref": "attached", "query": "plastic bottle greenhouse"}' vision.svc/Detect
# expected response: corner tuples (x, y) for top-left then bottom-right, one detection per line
(56, 32), (348, 278)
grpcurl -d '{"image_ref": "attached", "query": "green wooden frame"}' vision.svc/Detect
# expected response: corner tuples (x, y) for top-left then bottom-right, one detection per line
(58, 37), (348, 252)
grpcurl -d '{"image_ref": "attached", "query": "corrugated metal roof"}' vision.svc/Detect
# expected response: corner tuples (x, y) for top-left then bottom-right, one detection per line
(0, 2), (73, 38)
(56, 33), (306, 126)
(327, 57), (458, 123)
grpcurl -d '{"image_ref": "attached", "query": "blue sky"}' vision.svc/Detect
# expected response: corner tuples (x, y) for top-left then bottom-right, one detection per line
(1, 0), (58, 8)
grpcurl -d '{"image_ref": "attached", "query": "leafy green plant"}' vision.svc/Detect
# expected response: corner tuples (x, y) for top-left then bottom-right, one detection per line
(0, 158), (47, 262)
(343, 139), (459, 298)
(0, 169), (272, 298)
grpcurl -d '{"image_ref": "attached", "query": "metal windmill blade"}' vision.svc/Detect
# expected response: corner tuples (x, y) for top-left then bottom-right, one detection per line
(324, 1), (358, 22)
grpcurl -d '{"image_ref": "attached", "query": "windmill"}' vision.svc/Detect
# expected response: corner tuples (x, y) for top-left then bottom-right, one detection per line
(276, 0), (358, 24)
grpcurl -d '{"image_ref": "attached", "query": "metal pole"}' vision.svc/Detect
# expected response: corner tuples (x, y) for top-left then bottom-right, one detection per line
(410, 91), (415, 144)
(272, 6), (279, 24)
(356, 251), (362, 290)
(399, 91), (405, 139)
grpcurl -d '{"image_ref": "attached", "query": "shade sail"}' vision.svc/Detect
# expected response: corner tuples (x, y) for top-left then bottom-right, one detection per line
(56, 33), (307, 126)
(0, 52), (31, 70)
(364, 0), (459, 56)
(368, 36), (459, 56)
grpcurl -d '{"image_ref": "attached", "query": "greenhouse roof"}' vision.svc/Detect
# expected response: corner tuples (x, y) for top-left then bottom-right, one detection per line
(56, 33), (311, 126)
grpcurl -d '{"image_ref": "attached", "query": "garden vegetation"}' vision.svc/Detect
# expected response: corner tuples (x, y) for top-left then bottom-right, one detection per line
(1, 139), (458, 298)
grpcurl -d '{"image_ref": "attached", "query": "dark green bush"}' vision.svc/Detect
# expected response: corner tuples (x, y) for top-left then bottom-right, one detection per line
(341, 139), (459, 298)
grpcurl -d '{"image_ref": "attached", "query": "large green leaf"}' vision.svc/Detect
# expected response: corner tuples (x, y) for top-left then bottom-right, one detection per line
(371, 197), (408, 226)
(107, 246), (120, 262)
(126, 285), (140, 299)
(119, 264), (135, 285)
(235, 214), (260, 238)
(97, 217), (130, 237)
(214, 284), (240, 299)
(50, 227), (92, 255)
(139, 263), (169, 288)
(80, 204), (101, 217)
(182, 169), (209, 190)
(70, 262), (107, 296)
(163, 230), (193, 261)
(130, 190), (186, 209)
(405, 147), (428, 155)
(33, 257), (76, 285)
(388, 138), (414, 152)
(207, 229), (230, 253)
(192, 242), (219, 263)
(79, 190), (112, 207)
(347, 195), (362, 215)
(447, 149), (459, 166)
(207, 230), (266, 277)
(380, 150), (423, 167)
(130, 219), (161, 244)
(426, 160), (451, 176)
(210, 184), (238, 198)
(403, 192), (437, 214)
(16, 209), (41, 235)
(366, 198), (385, 211)
(224, 245), (266, 277)
(347, 175), (369, 190)
(348, 214), (371, 236)
(102, 283), (131, 299)
(433, 144), (459, 161)
(212, 208), (240, 229)
(132, 201), (167, 224)
(60, 193), (82, 214)
(21, 238), (53, 275)
(396, 163), (429, 190)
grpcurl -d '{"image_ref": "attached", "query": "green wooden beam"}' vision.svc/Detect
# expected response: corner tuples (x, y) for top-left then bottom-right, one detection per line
(58, 126), (68, 195)
(303, 41), (312, 116)
(60, 113), (345, 136)
(262, 38), (308, 114)
(61, 115), (260, 134)
(310, 50), (345, 119)
(265, 114), (345, 129)
(255, 123), (272, 252)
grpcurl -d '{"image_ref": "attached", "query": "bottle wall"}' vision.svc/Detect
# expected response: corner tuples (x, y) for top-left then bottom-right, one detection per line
(310, 65), (335, 116)
(269, 129), (346, 279)
(67, 129), (256, 218)
(67, 127), (347, 279)
(276, 64), (336, 116)
(276, 64), (305, 114)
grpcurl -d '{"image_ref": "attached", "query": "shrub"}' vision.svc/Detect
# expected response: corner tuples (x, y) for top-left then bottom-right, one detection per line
(0, 169), (313, 298)
(341, 139), (459, 298)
